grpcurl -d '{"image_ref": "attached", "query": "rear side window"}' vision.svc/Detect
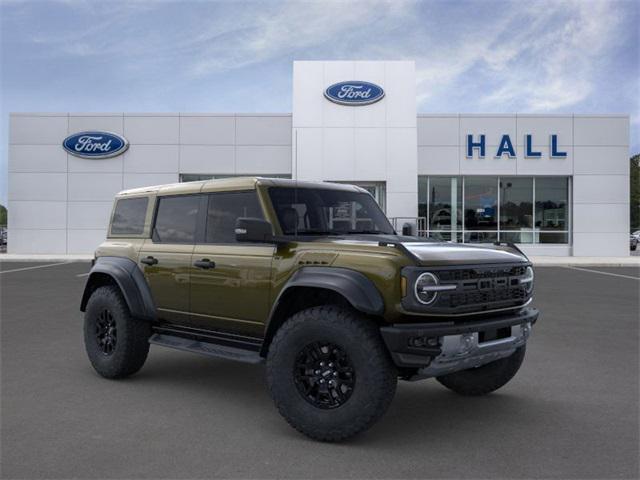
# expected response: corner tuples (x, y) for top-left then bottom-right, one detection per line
(153, 195), (200, 244)
(205, 191), (264, 243)
(110, 197), (148, 235)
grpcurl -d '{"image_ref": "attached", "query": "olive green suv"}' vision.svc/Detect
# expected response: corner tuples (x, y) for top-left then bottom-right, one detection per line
(81, 177), (538, 441)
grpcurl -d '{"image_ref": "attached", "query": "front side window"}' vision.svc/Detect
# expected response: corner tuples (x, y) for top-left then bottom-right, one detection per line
(153, 195), (200, 244)
(205, 191), (264, 243)
(268, 187), (394, 236)
(110, 197), (148, 235)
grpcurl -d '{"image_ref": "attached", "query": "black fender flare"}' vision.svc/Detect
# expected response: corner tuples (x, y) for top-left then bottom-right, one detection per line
(261, 267), (385, 354)
(80, 256), (157, 321)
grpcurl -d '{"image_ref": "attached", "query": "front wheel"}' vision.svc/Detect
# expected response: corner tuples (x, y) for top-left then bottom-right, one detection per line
(266, 305), (397, 442)
(84, 286), (151, 379)
(436, 346), (526, 396)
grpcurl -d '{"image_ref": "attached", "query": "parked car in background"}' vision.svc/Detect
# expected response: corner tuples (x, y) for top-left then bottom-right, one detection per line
(0, 227), (7, 246)
(631, 230), (640, 240)
(630, 235), (638, 251)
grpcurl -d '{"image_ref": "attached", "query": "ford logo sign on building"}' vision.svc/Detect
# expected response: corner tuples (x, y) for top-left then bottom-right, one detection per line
(324, 81), (385, 106)
(62, 131), (129, 159)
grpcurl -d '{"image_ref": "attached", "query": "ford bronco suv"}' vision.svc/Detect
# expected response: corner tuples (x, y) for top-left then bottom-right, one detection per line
(81, 177), (538, 441)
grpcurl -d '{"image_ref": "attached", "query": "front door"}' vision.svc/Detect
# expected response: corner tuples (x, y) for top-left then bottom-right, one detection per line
(138, 194), (203, 324)
(189, 190), (274, 336)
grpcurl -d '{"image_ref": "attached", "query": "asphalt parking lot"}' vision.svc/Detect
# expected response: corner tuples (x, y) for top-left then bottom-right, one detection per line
(1, 262), (638, 479)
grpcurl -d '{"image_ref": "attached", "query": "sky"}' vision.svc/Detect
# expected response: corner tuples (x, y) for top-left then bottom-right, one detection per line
(1, 0), (638, 206)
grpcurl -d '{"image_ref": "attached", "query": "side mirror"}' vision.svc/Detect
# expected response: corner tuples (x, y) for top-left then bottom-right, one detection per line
(235, 217), (274, 243)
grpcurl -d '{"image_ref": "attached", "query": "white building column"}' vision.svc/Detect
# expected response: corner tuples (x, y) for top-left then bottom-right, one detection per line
(292, 60), (418, 221)
(571, 115), (630, 256)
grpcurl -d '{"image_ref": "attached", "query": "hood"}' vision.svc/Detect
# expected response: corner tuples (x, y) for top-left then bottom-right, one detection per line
(400, 241), (528, 266)
(304, 234), (528, 266)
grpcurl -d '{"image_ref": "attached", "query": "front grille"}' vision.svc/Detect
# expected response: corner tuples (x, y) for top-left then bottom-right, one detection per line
(437, 265), (527, 282)
(403, 263), (532, 315)
(433, 264), (529, 313)
(447, 285), (528, 308)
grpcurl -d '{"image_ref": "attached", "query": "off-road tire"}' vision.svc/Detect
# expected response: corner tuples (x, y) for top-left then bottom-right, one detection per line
(84, 285), (150, 379)
(436, 346), (526, 396)
(266, 305), (397, 442)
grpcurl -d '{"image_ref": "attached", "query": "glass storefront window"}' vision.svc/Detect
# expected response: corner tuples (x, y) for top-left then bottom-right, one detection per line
(535, 177), (568, 231)
(418, 176), (428, 220)
(418, 175), (570, 245)
(427, 177), (462, 231)
(464, 177), (498, 231)
(464, 231), (498, 243)
(500, 178), (533, 229)
(427, 231), (463, 242)
(538, 232), (569, 243)
(501, 231), (534, 244)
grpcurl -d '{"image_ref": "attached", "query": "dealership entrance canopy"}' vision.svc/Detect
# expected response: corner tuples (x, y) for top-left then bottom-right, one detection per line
(8, 61), (630, 256)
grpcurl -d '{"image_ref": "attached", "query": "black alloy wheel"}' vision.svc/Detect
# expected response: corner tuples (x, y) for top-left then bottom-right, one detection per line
(95, 309), (117, 356)
(293, 342), (356, 409)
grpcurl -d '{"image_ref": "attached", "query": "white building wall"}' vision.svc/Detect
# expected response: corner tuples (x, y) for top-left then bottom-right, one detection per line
(292, 60), (418, 220)
(6, 62), (629, 257)
(572, 116), (629, 256)
(8, 113), (291, 253)
(417, 113), (630, 256)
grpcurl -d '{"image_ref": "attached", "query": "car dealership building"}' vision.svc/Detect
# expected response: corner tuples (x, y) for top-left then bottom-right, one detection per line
(7, 61), (630, 256)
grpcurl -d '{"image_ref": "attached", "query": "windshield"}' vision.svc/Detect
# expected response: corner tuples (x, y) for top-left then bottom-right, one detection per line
(268, 187), (395, 236)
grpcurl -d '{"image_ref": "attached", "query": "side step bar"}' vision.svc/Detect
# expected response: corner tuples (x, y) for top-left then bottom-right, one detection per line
(149, 333), (264, 364)
(149, 324), (264, 364)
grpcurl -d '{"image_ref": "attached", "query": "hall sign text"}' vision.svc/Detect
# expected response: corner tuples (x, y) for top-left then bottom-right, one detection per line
(62, 131), (129, 159)
(466, 134), (567, 159)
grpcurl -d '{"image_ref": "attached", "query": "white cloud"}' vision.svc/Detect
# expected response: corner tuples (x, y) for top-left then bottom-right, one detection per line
(412, 0), (624, 112)
(186, 1), (416, 77)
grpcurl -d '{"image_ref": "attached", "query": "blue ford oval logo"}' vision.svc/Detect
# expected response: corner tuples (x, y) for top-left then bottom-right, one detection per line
(62, 131), (129, 159)
(324, 81), (385, 106)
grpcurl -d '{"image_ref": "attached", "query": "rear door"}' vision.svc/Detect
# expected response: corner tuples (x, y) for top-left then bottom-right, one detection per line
(138, 194), (204, 324)
(189, 190), (275, 336)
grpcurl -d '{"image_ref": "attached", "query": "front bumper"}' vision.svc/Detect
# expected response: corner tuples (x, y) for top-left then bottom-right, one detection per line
(380, 307), (539, 378)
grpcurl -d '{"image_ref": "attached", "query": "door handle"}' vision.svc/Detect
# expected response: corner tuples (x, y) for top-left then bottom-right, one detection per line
(141, 256), (158, 266)
(194, 259), (216, 269)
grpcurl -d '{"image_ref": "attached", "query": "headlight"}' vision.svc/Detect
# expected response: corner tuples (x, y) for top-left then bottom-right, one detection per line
(521, 266), (534, 294)
(414, 272), (440, 305)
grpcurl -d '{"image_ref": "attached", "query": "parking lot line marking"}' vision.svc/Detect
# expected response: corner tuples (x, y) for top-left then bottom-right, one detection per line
(0, 262), (72, 274)
(566, 266), (640, 281)
(76, 272), (90, 277)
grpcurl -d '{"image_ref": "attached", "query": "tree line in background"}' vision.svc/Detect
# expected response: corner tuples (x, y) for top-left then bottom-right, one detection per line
(0, 204), (6, 226)
(632, 154), (639, 231)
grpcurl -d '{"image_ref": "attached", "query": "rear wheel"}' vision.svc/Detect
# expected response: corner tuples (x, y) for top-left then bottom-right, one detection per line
(266, 305), (397, 442)
(436, 346), (526, 396)
(84, 286), (150, 379)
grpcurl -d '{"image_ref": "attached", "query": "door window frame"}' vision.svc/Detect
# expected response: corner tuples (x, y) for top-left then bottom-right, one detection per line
(199, 189), (269, 246)
(150, 193), (207, 245)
